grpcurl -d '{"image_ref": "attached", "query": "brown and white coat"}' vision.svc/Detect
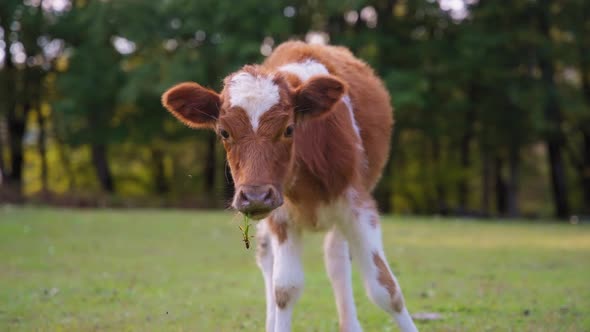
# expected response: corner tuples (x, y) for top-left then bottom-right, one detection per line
(162, 41), (418, 332)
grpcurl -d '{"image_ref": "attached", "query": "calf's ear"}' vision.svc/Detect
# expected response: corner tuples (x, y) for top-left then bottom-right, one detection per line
(162, 82), (221, 129)
(294, 75), (347, 121)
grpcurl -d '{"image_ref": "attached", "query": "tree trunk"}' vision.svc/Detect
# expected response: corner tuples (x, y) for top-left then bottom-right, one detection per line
(481, 150), (491, 217)
(37, 120), (48, 193)
(538, 0), (570, 219)
(0, 117), (5, 181)
(0, 11), (11, 185)
(458, 132), (472, 213)
(151, 148), (168, 194)
(494, 156), (507, 216)
(204, 132), (216, 198)
(388, 129), (401, 212)
(433, 138), (448, 215)
(458, 96), (476, 214)
(506, 146), (520, 217)
(577, 41), (590, 213)
(36, 87), (48, 194)
(581, 129), (590, 213)
(52, 127), (76, 190)
(3, 0), (45, 195)
(2, 22), (26, 193)
(91, 144), (114, 193)
(374, 158), (393, 213)
(545, 140), (569, 218)
(7, 104), (27, 193)
(223, 154), (234, 208)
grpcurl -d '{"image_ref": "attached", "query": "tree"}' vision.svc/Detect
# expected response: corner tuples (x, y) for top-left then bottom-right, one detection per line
(51, 1), (125, 193)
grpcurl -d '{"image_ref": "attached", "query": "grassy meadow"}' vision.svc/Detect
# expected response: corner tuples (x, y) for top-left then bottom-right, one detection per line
(1, 207), (589, 331)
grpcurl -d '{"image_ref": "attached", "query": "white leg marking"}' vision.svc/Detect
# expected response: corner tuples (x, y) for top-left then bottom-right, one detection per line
(324, 226), (363, 332)
(227, 72), (279, 130)
(256, 220), (275, 332)
(341, 191), (418, 332)
(271, 219), (304, 332)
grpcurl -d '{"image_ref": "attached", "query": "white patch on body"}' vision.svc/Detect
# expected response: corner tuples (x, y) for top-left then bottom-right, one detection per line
(341, 95), (361, 139)
(279, 59), (330, 81)
(341, 93), (366, 169)
(228, 72), (280, 130)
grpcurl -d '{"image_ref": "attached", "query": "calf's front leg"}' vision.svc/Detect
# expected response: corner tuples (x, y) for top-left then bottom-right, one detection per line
(324, 226), (363, 332)
(256, 220), (275, 332)
(269, 215), (304, 332)
(256, 212), (303, 332)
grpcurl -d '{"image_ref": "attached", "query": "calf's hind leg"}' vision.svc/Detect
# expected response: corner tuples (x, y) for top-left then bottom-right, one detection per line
(324, 226), (363, 332)
(342, 196), (418, 332)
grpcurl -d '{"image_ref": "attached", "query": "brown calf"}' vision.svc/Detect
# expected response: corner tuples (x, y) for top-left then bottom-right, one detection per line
(162, 41), (418, 332)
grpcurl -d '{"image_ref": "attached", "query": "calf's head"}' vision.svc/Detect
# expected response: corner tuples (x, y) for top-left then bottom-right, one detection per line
(162, 65), (346, 219)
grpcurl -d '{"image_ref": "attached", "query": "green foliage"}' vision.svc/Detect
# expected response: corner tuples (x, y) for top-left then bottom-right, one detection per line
(1, 0), (588, 215)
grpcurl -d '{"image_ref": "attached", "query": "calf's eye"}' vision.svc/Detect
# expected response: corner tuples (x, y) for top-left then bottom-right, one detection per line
(284, 125), (294, 138)
(219, 129), (230, 139)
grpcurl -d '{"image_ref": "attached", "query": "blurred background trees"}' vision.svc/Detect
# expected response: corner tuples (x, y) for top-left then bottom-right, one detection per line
(0, 0), (587, 219)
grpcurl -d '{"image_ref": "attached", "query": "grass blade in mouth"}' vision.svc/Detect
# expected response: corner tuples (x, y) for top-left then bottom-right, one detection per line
(239, 214), (254, 249)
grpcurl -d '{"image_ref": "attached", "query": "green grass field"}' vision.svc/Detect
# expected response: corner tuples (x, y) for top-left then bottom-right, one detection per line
(1, 207), (589, 331)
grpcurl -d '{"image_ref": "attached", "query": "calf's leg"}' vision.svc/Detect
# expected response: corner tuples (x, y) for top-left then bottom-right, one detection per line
(324, 226), (363, 332)
(269, 215), (304, 332)
(256, 220), (275, 332)
(342, 196), (418, 332)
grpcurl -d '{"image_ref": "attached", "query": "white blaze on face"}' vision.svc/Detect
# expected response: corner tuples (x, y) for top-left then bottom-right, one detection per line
(228, 72), (280, 131)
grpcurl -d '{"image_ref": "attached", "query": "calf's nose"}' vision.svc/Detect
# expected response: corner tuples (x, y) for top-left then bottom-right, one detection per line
(234, 185), (282, 218)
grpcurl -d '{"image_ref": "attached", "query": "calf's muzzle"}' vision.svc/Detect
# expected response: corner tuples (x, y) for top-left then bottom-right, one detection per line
(234, 184), (283, 219)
